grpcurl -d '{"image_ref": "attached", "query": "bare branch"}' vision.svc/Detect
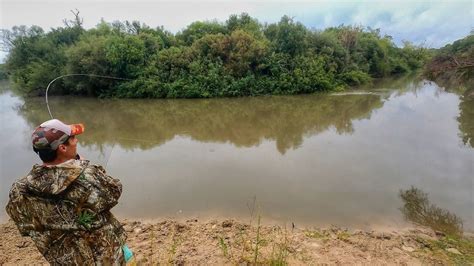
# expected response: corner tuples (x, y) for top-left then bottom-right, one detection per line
(63, 8), (83, 28)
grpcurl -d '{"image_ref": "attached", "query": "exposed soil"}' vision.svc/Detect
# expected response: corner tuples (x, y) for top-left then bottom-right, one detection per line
(1, 218), (473, 265)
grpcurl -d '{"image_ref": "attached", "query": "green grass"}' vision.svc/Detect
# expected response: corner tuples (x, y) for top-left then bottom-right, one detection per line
(267, 228), (289, 266)
(167, 231), (181, 264)
(415, 234), (474, 264)
(337, 231), (351, 242)
(218, 236), (229, 257)
(304, 230), (330, 243)
(253, 214), (261, 264)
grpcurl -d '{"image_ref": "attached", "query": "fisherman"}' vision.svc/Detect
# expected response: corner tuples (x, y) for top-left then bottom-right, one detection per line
(6, 119), (134, 265)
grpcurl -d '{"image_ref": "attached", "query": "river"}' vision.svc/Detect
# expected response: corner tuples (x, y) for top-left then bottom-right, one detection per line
(1, 77), (472, 232)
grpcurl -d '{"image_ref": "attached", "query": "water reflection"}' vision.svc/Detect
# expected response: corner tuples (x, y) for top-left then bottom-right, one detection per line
(2, 78), (472, 231)
(17, 93), (385, 154)
(399, 186), (463, 236)
(458, 89), (474, 148)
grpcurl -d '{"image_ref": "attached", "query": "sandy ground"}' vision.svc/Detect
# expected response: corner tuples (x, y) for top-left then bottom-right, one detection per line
(1, 218), (473, 265)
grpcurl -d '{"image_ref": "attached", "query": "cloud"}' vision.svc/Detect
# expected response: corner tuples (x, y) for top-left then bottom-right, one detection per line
(258, 1), (472, 48)
(372, 1), (472, 47)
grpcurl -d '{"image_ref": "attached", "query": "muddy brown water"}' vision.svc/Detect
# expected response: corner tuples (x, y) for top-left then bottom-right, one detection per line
(1, 77), (473, 232)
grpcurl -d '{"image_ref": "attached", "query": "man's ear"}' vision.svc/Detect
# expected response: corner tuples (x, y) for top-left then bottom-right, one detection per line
(57, 144), (67, 155)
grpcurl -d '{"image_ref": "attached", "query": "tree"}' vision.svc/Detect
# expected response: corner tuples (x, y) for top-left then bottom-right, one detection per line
(192, 30), (269, 77)
(264, 16), (308, 57)
(226, 13), (262, 37)
(177, 21), (227, 45)
(3, 13), (431, 98)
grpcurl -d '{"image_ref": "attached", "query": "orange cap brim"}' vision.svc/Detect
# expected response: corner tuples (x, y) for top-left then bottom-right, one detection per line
(70, 124), (85, 135)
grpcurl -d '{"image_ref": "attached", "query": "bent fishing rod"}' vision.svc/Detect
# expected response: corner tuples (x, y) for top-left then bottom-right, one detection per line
(45, 74), (132, 167)
(45, 74), (132, 119)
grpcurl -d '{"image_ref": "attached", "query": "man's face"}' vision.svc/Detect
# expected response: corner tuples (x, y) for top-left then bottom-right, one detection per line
(60, 135), (78, 160)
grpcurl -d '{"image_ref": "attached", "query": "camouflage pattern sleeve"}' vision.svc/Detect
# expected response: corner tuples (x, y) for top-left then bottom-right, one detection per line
(5, 177), (32, 236)
(67, 163), (123, 214)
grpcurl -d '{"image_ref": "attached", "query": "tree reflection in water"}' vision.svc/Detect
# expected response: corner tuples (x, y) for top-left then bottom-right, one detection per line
(399, 186), (463, 236)
(17, 93), (385, 154)
(458, 89), (474, 148)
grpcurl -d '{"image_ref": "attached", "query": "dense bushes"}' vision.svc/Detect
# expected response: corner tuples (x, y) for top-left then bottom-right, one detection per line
(2, 13), (429, 98)
(0, 64), (7, 80)
(424, 34), (474, 88)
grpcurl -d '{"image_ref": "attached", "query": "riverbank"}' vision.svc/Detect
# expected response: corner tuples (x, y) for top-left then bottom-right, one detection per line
(1, 219), (473, 265)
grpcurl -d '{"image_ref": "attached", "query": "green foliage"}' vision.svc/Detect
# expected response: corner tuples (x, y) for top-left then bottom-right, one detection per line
(4, 13), (431, 98)
(226, 13), (262, 37)
(424, 34), (473, 85)
(153, 26), (177, 48)
(64, 34), (111, 95)
(3, 24), (82, 95)
(339, 70), (372, 86)
(177, 20), (228, 45)
(104, 34), (146, 78)
(0, 64), (8, 80)
(218, 236), (229, 257)
(416, 234), (474, 264)
(438, 34), (474, 55)
(400, 41), (430, 70)
(192, 30), (269, 78)
(264, 16), (308, 57)
(458, 90), (474, 148)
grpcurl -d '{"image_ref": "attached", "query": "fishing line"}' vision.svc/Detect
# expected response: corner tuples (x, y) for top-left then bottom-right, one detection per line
(45, 73), (132, 119)
(44, 74), (190, 169)
(45, 74), (132, 168)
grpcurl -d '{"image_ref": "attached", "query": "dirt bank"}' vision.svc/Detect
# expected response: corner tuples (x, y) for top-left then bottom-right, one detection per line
(1, 219), (473, 265)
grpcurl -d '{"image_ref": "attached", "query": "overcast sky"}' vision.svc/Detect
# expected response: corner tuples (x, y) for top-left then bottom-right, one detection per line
(0, 0), (473, 62)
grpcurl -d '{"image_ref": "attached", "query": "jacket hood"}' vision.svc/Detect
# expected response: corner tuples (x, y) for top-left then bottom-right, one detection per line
(26, 159), (90, 195)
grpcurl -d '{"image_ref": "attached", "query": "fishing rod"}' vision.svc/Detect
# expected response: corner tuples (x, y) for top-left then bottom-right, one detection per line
(45, 73), (132, 119)
(45, 74), (132, 167)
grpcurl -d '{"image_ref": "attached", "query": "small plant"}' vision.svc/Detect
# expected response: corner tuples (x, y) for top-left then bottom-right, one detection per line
(167, 230), (180, 264)
(269, 227), (289, 266)
(218, 236), (228, 257)
(305, 229), (330, 243)
(150, 225), (156, 264)
(305, 230), (325, 239)
(253, 214), (262, 264)
(237, 227), (250, 262)
(337, 231), (351, 242)
(269, 243), (289, 266)
(420, 235), (474, 264)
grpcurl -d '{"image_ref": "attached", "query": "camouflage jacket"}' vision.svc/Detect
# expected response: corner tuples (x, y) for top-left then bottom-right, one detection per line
(6, 159), (127, 265)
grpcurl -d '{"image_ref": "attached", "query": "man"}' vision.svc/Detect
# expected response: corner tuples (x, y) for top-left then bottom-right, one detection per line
(6, 119), (133, 265)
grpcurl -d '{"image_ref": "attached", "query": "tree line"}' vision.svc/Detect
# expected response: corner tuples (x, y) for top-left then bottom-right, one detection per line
(1, 13), (430, 98)
(424, 34), (474, 89)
